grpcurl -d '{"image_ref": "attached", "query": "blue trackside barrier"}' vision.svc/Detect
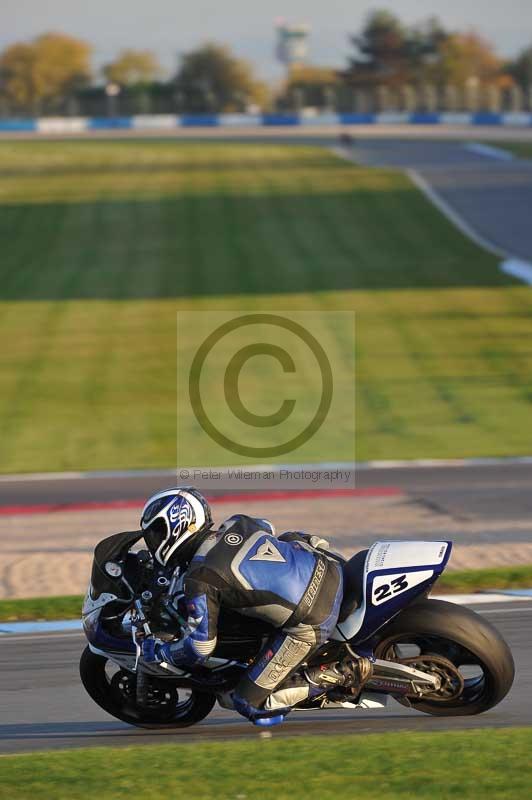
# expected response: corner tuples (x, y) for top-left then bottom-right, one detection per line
(1, 112), (532, 134)
(339, 113), (376, 124)
(88, 117), (133, 129)
(0, 119), (37, 132)
(410, 112), (441, 124)
(181, 114), (219, 127)
(262, 114), (300, 126)
(473, 112), (503, 125)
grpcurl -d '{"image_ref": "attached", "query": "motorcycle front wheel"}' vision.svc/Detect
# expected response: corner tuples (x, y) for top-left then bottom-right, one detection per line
(80, 646), (216, 728)
(373, 599), (515, 716)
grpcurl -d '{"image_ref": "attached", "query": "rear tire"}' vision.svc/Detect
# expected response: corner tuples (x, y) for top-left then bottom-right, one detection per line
(80, 646), (216, 728)
(373, 599), (515, 716)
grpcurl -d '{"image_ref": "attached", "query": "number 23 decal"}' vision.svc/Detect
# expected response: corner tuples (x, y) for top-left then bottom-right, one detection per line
(373, 575), (408, 603)
(371, 569), (434, 606)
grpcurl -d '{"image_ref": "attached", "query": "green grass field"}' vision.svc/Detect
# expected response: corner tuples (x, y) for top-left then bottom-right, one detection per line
(2, 564), (531, 621)
(1, 140), (530, 472)
(0, 728), (531, 799)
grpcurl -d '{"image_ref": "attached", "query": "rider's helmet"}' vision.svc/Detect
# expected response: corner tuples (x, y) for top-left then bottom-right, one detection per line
(140, 487), (213, 566)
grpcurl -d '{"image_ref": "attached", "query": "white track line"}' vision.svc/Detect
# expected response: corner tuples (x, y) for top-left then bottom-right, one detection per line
(329, 144), (363, 165)
(405, 168), (511, 259)
(0, 468), (177, 483)
(478, 606), (532, 615)
(500, 259), (532, 285)
(464, 142), (515, 161)
(2, 455), (532, 483)
(359, 456), (532, 469)
(431, 594), (532, 605)
(332, 146), (532, 286)
(406, 168), (532, 286)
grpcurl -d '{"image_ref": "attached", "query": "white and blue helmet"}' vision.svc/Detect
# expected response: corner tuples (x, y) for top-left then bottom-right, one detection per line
(140, 487), (212, 565)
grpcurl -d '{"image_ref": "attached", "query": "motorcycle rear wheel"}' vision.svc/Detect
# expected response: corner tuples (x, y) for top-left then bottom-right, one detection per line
(80, 646), (216, 728)
(373, 599), (515, 716)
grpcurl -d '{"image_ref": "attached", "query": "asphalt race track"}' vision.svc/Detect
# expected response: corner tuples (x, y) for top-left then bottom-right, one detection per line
(1, 461), (532, 522)
(0, 601), (529, 754)
(349, 138), (532, 261)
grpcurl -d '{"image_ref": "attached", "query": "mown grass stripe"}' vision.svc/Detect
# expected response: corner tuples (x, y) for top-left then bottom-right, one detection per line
(0, 142), (528, 472)
(0, 728), (531, 799)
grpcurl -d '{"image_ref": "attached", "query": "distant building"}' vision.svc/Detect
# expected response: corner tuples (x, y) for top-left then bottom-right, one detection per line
(275, 20), (310, 71)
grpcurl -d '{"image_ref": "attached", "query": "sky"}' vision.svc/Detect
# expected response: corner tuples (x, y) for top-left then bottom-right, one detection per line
(2, 0), (531, 81)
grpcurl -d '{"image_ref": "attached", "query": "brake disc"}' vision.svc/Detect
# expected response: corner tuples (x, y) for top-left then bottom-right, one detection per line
(110, 669), (135, 702)
(398, 655), (465, 701)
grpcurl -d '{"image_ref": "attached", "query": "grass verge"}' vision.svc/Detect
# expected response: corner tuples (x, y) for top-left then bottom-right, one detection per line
(484, 141), (532, 159)
(0, 595), (83, 622)
(0, 728), (531, 799)
(2, 564), (532, 622)
(2, 141), (530, 472)
(437, 563), (532, 593)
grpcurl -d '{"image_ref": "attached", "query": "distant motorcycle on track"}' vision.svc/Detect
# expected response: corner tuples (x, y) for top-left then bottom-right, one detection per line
(80, 534), (514, 728)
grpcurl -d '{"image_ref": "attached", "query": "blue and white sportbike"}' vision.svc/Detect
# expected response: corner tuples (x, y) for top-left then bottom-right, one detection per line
(80, 536), (514, 728)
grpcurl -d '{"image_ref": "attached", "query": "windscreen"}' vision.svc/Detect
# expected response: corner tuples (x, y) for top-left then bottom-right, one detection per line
(90, 530), (145, 601)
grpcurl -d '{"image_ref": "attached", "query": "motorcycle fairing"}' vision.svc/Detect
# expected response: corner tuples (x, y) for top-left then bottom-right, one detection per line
(88, 530), (144, 601)
(331, 540), (452, 643)
(88, 642), (137, 670)
(84, 612), (137, 655)
(82, 531), (146, 655)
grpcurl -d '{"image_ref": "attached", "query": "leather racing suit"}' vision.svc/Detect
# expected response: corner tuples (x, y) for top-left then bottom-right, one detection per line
(153, 514), (344, 721)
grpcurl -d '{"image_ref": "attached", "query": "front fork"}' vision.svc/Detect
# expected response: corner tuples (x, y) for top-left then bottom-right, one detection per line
(132, 597), (153, 669)
(131, 596), (164, 708)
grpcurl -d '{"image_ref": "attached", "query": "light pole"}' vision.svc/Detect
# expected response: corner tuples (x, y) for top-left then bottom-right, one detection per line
(105, 82), (121, 117)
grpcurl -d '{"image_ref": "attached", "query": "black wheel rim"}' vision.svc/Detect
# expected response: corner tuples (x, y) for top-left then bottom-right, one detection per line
(104, 661), (195, 722)
(375, 633), (492, 708)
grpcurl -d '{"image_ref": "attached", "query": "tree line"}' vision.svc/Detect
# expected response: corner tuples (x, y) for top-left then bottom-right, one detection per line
(1, 11), (531, 116)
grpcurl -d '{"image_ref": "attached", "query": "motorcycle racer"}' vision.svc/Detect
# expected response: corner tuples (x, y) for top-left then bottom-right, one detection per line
(138, 487), (358, 726)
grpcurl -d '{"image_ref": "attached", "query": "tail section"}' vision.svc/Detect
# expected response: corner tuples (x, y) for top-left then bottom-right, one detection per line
(332, 540), (452, 642)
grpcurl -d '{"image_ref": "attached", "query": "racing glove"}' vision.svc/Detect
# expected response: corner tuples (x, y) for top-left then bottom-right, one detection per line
(278, 531), (330, 550)
(141, 637), (171, 664)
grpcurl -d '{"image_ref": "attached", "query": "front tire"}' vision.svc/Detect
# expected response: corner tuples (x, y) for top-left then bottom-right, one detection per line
(373, 599), (515, 716)
(80, 646), (216, 728)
